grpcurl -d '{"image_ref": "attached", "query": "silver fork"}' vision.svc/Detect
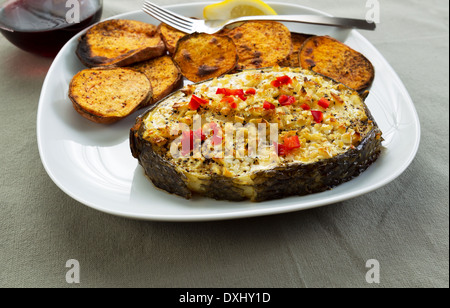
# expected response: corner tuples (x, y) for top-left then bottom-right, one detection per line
(142, 1), (376, 34)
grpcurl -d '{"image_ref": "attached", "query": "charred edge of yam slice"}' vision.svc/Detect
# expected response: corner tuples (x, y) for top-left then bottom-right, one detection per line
(280, 33), (313, 68)
(158, 23), (187, 55)
(76, 19), (166, 68)
(69, 67), (152, 124)
(131, 56), (183, 106)
(299, 36), (375, 92)
(215, 27), (233, 37)
(227, 21), (293, 70)
(173, 33), (238, 83)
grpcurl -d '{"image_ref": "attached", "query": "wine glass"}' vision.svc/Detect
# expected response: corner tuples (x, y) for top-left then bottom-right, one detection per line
(0, 0), (103, 57)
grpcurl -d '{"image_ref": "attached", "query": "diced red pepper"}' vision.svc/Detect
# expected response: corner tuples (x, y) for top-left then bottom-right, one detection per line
(279, 95), (295, 106)
(189, 95), (209, 110)
(181, 131), (192, 144)
(209, 122), (219, 131)
(216, 88), (227, 95)
(220, 96), (238, 109)
(227, 89), (243, 97)
(301, 103), (311, 110)
(221, 96), (235, 104)
(278, 95), (289, 104)
(286, 96), (296, 106)
(278, 75), (292, 84)
(193, 128), (206, 141)
(245, 88), (256, 95)
(216, 88), (247, 101)
(271, 75), (293, 88)
(183, 129), (206, 145)
(235, 91), (247, 101)
(284, 136), (301, 150)
(311, 110), (324, 123)
(263, 101), (276, 110)
(189, 99), (200, 110)
(318, 98), (331, 109)
(181, 129), (206, 156)
(181, 131), (193, 156)
(271, 80), (282, 88)
(274, 142), (288, 156)
(192, 95), (209, 105)
(208, 122), (223, 146)
(274, 136), (301, 157)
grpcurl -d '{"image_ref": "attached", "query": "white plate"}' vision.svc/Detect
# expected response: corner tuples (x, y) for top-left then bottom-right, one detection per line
(37, 2), (421, 221)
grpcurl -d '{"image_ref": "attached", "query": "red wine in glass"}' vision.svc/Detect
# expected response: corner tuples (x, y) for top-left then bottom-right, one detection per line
(0, 0), (102, 57)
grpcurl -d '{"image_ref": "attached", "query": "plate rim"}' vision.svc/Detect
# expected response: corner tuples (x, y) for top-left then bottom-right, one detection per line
(36, 2), (421, 222)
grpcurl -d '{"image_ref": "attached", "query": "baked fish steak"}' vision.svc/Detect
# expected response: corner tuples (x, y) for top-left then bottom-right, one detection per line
(130, 67), (383, 202)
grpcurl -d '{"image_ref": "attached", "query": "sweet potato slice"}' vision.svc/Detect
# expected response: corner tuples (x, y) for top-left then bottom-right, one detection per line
(158, 23), (187, 55)
(173, 33), (238, 83)
(280, 33), (312, 67)
(299, 36), (375, 91)
(77, 19), (166, 68)
(69, 68), (152, 124)
(132, 56), (183, 104)
(227, 21), (292, 70)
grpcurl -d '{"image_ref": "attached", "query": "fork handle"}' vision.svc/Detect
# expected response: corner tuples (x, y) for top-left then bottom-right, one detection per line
(221, 15), (376, 31)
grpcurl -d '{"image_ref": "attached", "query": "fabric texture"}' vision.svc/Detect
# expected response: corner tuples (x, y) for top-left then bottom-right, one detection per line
(0, 0), (448, 288)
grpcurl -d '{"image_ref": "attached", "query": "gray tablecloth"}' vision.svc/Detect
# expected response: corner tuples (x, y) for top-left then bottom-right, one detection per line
(0, 0), (448, 288)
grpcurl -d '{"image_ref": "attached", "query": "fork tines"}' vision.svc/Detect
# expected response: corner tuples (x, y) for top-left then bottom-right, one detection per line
(143, 1), (194, 33)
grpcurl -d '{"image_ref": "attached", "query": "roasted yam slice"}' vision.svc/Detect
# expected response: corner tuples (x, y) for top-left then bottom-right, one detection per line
(173, 33), (238, 83)
(69, 68), (152, 124)
(215, 27), (233, 37)
(132, 56), (183, 105)
(227, 21), (292, 69)
(130, 67), (383, 202)
(158, 23), (187, 55)
(281, 33), (312, 67)
(299, 36), (375, 91)
(77, 19), (166, 68)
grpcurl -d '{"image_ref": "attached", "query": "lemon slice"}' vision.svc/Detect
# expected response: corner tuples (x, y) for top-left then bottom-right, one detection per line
(204, 0), (277, 20)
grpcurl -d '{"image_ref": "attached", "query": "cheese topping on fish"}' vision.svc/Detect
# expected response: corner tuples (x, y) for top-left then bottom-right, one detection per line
(141, 67), (376, 183)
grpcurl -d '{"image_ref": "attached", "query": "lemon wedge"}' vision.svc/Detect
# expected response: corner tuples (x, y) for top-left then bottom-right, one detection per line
(204, 0), (277, 20)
